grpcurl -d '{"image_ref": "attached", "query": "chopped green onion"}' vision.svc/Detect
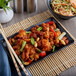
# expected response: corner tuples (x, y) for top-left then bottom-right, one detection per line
(58, 32), (66, 40)
(65, 1), (69, 4)
(65, 8), (68, 11)
(54, 28), (59, 32)
(26, 31), (31, 34)
(31, 37), (35, 45)
(71, 7), (76, 13)
(36, 48), (42, 53)
(20, 41), (26, 52)
(52, 46), (56, 52)
(37, 27), (43, 31)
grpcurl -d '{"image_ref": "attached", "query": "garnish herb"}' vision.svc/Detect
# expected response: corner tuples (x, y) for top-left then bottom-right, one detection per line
(54, 28), (59, 32)
(52, 46), (56, 52)
(37, 27), (43, 31)
(20, 41), (26, 52)
(26, 31), (31, 34)
(31, 37), (35, 45)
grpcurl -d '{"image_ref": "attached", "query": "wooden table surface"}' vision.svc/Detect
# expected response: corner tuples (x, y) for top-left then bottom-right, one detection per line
(2, 0), (76, 76)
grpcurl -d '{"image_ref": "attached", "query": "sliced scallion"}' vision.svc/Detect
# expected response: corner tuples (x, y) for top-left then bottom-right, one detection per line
(31, 37), (35, 45)
(58, 32), (66, 40)
(26, 31), (31, 34)
(36, 48), (42, 53)
(20, 41), (26, 52)
(54, 28), (59, 32)
(37, 27), (43, 31)
(71, 7), (76, 13)
(52, 46), (56, 52)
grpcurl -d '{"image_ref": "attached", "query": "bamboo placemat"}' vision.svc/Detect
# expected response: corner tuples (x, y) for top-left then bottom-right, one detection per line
(1, 10), (76, 76)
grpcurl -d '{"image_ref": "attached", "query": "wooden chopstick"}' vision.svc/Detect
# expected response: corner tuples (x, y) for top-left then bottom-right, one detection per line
(0, 29), (29, 76)
(0, 25), (22, 76)
(8, 47), (22, 76)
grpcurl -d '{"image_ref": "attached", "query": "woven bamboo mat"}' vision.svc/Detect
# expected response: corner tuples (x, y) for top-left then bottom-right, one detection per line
(1, 10), (76, 76)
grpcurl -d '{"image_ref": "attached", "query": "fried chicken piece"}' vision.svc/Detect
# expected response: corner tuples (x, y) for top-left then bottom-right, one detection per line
(13, 45), (20, 50)
(22, 50), (26, 60)
(34, 53), (39, 61)
(62, 37), (69, 44)
(49, 32), (54, 39)
(42, 39), (52, 51)
(15, 50), (20, 56)
(56, 30), (61, 37)
(14, 29), (27, 39)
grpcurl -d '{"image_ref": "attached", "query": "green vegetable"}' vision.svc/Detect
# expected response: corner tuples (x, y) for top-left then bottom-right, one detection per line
(31, 37), (35, 45)
(53, 0), (60, 4)
(71, 7), (76, 13)
(37, 27), (43, 31)
(52, 46), (56, 52)
(58, 32), (66, 40)
(65, 1), (69, 4)
(26, 31), (31, 34)
(0, 0), (11, 12)
(36, 48), (42, 53)
(65, 8), (68, 11)
(20, 41), (26, 52)
(54, 28), (59, 32)
(69, 5), (71, 8)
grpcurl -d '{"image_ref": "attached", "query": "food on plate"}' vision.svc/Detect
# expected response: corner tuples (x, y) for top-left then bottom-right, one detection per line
(9, 21), (69, 65)
(51, 0), (76, 16)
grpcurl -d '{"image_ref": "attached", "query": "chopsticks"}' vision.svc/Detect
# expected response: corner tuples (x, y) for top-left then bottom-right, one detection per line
(8, 47), (22, 76)
(0, 25), (21, 76)
(0, 28), (29, 76)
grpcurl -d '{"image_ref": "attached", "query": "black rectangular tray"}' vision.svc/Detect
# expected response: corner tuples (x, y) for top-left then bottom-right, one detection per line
(0, 17), (74, 68)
